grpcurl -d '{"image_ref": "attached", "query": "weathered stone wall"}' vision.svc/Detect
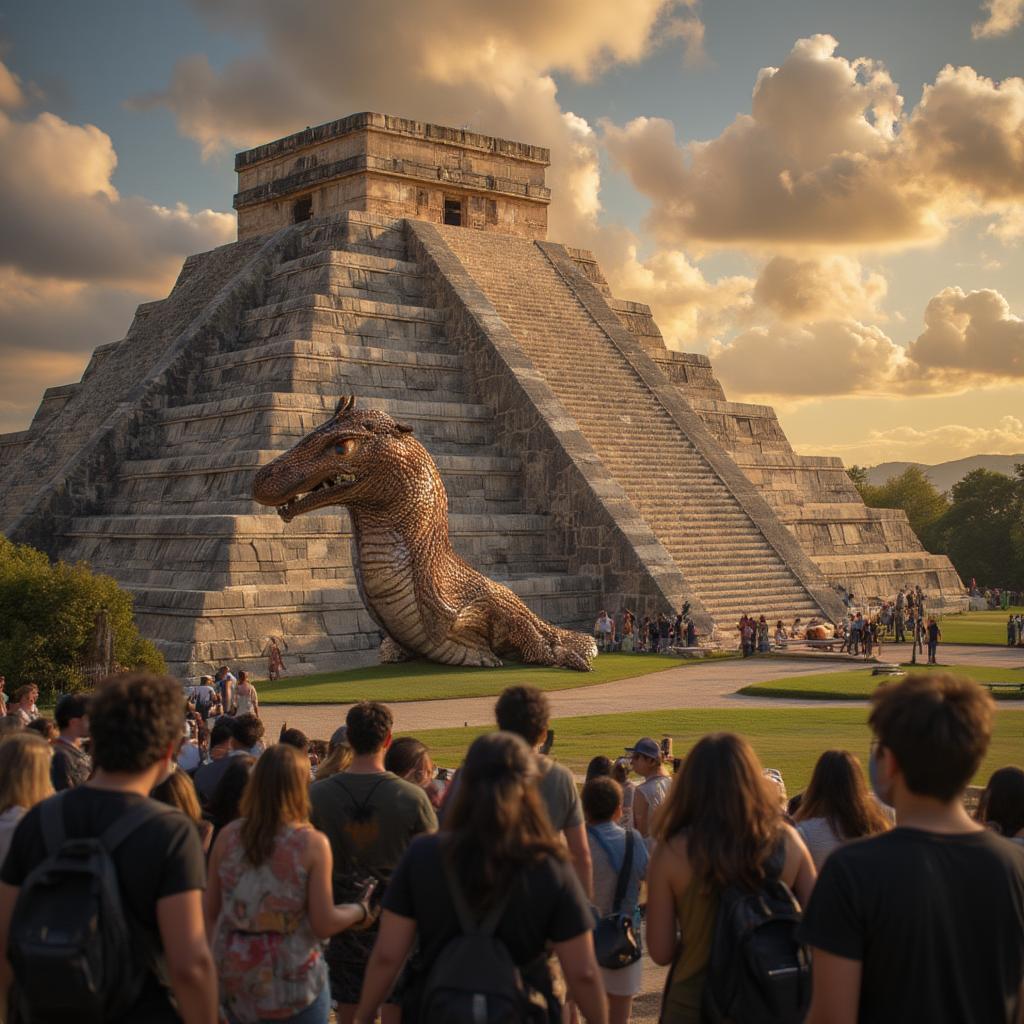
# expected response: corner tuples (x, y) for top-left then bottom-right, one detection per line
(235, 113), (550, 241)
(0, 232), (288, 548)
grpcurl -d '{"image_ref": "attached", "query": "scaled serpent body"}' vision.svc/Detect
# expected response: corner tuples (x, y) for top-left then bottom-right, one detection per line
(253, 396), (597, 671)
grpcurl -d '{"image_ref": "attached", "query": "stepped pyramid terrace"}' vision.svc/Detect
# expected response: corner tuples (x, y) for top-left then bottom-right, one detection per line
(0, 112), (966, 677)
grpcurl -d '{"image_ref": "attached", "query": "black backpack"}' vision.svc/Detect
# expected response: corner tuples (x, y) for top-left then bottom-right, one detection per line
(700, 843), (811, 1024)
(8, 793), (174, 1023)
(419, 855), (549, 1024)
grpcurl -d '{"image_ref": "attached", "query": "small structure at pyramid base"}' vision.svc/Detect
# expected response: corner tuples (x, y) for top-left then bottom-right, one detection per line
(252, 395), (597, 671)
(0, 113), (965, 678)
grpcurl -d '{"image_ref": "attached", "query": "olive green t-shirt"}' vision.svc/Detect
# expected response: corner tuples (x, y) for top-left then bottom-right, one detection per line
(310, 770), (437, 898)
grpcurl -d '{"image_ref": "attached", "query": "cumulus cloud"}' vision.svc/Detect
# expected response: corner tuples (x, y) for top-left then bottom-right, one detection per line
(588, 233), (753, 347)
(0, 267), (161, 432)
(908, 286), (1024, 377)
(0, 95), (235, 432)
(986, 207), (1024, 243)
(753, 255), (887, 322)
(708, 319), (910, 399)
(801, 416), (1024, 466)
(0, 59), (25, 110)
(602, 35), (1024, 250)
(905, 65), (1024, 203)
(972, 0), (1024, 38)
(705, 281), (1024, 402)
(0, 110), (234, 288)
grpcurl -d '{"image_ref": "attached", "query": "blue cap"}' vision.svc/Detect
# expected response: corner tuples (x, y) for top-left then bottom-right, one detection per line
(625, 737), (661, 759)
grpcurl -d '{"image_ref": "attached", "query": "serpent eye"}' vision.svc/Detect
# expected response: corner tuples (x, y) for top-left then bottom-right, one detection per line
(334, 439), (358, 456)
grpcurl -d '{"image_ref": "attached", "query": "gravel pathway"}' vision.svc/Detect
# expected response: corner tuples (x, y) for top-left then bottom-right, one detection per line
(261, 643), (1022, 740)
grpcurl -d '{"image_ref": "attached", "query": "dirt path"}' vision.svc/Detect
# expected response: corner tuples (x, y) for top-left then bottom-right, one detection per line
(261, 643), (1021, 740)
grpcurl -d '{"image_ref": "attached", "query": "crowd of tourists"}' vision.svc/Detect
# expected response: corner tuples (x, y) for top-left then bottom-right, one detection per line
(593, 606), (698, 654)
(0, 667), (1022, 1024)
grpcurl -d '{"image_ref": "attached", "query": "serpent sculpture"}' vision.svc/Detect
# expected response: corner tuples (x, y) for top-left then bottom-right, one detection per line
(253, 396), (597, 671)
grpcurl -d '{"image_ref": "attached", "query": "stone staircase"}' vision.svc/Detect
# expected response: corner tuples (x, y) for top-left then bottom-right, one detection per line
(55, 215), (600, 674)
(435, 228), (831, 628)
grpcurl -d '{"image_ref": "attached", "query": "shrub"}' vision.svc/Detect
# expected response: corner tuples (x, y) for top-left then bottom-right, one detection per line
(0, 537), (165, 702)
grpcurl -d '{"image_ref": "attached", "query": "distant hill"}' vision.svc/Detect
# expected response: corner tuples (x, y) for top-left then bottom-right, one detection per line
(866, 454), (1024, 493)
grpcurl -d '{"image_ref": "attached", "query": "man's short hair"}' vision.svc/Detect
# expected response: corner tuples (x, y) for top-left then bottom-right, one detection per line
(279, 727), (309, 752)
(582, 777), (622, 823)
(209, 718), (235, 748)
(231, 713), (264, 750)
(345, 701), (393, 755)
(89, 673), (184, 773)
(870, 672), (994, 801)
(494, 686), (550, 746)
(54, 693), (90, 730)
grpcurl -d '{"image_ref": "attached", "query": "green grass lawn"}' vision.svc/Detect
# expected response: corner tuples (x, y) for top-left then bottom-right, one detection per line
(740, 662), (1024, 700)
(936, 607), (1024, 646)
(409, 707), (1024, 791)
(259, 652), (731, 705)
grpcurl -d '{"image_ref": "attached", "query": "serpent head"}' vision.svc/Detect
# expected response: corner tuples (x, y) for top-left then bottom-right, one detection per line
(253, 395), (422, 522)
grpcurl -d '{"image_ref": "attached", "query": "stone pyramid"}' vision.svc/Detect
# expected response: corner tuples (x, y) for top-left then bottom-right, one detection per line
(0, 113), (964, 676)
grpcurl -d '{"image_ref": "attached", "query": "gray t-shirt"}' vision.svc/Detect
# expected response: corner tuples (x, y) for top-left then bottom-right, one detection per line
(537, 756), (583, 832)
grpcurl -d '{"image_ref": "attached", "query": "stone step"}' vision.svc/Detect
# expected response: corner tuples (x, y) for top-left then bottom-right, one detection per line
(131, 571), (602, 675)
(267, 249), (424, 305)
(194, 338), (468, 399)
(438, 227), (828, 628)
(188, 379), (473, 407)
(293, 212), (409, 262)
(239, 294), (445, 346)
(63, 510), (561, 589)
(108, 448), (525, 516)
(144, 393), (497, 454)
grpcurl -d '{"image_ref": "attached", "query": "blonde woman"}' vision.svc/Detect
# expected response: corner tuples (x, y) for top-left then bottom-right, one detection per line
(205, 744), (374, 1024)
(0, 732), (54, 864)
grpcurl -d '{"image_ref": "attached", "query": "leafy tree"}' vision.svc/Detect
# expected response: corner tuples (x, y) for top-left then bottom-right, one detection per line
(857, 466), (949, 539)
(927, 468), (1024, 588)
(846, 465), (869, 490)
(0, 537), (165, 701)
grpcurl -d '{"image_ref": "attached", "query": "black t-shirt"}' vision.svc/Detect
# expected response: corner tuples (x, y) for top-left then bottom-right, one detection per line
(383, 833), (593, 1020)
(1, 787), (207, 1023)
(799, 827), (1024, 1024)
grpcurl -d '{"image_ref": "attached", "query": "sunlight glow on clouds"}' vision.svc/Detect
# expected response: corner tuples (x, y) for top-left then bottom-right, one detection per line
(0, 59), (234, 431)
(972, 0), (1024, 38)
(801, 416), (1024, 467)
(602, 36), (1024, 250)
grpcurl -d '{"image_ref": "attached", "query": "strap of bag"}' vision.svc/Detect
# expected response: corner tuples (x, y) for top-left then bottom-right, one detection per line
(441, 839), (514, 938)
(100, 799), (176, 852)
(586, 826), (635, 916)
(611, 830), (635, 916)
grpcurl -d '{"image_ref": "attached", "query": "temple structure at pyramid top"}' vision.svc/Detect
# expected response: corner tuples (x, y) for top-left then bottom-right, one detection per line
(0, 112), (965, 677)
(234, 112), (551, 241)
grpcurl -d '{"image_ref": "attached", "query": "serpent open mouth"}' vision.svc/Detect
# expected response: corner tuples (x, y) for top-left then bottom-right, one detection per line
(276, 473), (357, 522)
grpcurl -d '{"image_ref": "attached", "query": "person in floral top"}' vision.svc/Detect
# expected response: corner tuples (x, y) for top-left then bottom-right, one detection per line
(204, 744), (376, 1024)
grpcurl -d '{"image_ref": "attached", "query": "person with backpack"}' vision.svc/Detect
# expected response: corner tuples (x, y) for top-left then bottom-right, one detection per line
(0, 671), (217, 1024)
(583, 776), (648, 1024)
(205, 744), (377, 1024)
(645, 733), (816, 1024)
(353, 731), (607, 1024)
(800, 673), (1024, 1024)
(309, 702), (437, 1023)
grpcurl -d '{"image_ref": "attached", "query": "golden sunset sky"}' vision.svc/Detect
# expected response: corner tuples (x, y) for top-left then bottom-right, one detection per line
(1, 0), (1022, 466)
